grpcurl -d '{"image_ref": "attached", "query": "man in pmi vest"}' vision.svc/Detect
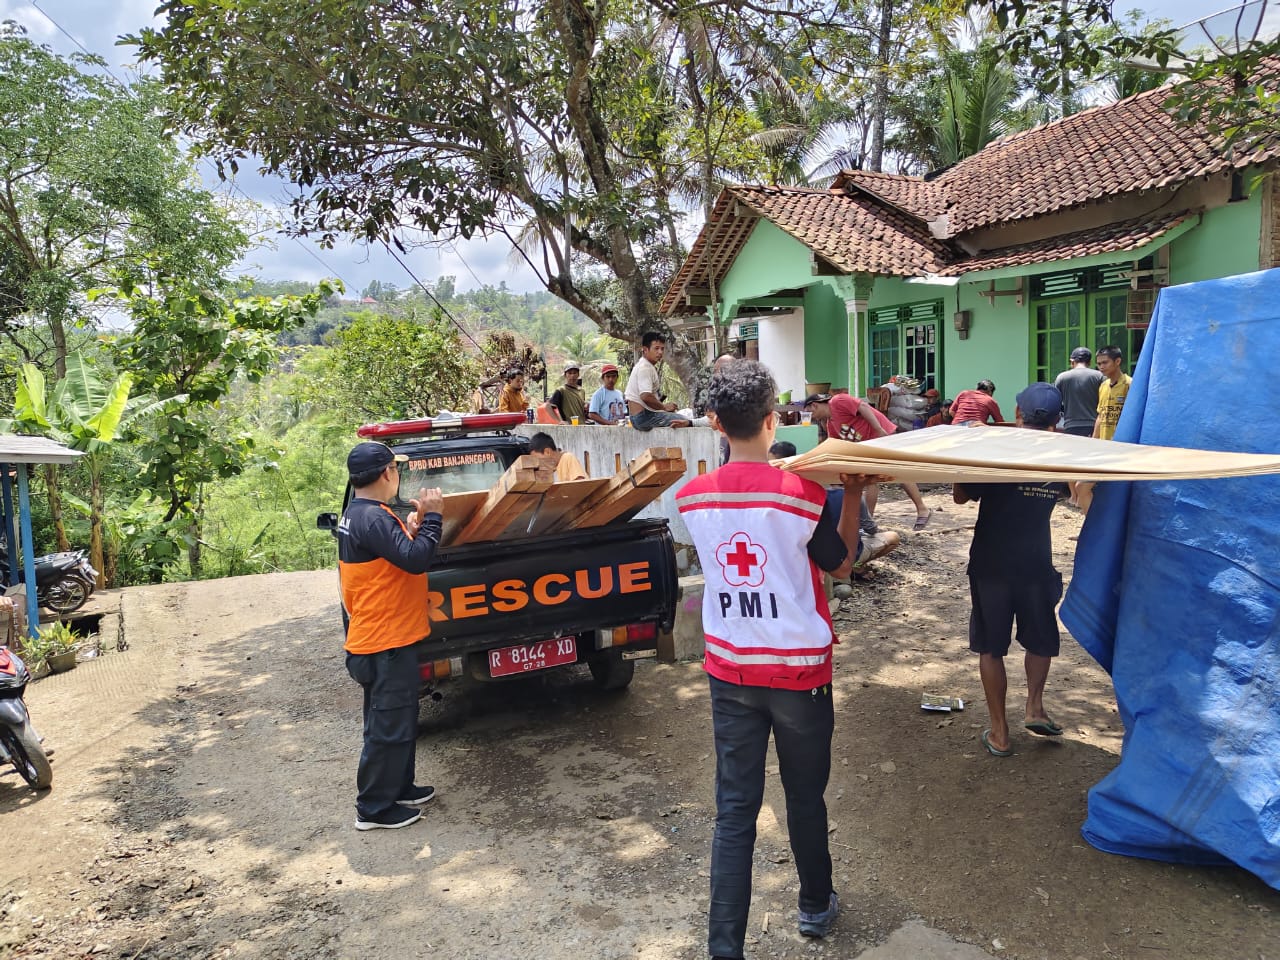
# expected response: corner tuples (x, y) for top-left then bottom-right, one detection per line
(677, 360), (878, 959)
(338, 441), (443, 830)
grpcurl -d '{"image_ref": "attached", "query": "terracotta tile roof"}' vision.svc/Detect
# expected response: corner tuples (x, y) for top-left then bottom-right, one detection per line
(832, 65), (1280, 235)
(829, 170), (945, 221)
(732, 185), (951, 276)
(659, 185), (951, 315)
(661, 189), (1200, 314)
(938, 211), (1196, 275)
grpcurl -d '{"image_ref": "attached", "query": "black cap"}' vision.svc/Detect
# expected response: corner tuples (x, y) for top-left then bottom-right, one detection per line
(1070, 346), (1092, 363)
(802, 393), (832, 407)
(347, 441), (407, 476)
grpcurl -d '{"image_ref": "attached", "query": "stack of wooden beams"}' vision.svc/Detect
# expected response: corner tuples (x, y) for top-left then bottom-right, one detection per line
(550, 447), (687, 532)
(449, 455), (555, 545)
(436, 447), (688, 546)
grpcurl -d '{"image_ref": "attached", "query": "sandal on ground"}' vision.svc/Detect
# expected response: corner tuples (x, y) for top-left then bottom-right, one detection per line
(913, 509), (932, 531)
(981, 729), (1014, 757)
(1024, 717), (1064, 737)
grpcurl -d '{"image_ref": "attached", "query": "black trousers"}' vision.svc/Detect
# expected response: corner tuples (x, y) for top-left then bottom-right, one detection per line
(707, 675), (835, 960)
(346, 645), (420, 819)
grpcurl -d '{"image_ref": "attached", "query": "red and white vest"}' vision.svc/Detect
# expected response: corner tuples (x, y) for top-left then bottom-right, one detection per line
(676, 462), (835, 690)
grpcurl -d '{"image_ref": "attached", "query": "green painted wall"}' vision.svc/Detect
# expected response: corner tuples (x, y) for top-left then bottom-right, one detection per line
(717, 218), (849, 389)
(1168, 191), (1263, 286)
(803, 283), (850, 388)
(719, 219), (815, 313)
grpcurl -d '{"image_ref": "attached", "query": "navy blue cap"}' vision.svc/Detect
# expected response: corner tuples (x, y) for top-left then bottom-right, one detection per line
(347, 441), (407, 476)
(1015, 383), (1063, 427)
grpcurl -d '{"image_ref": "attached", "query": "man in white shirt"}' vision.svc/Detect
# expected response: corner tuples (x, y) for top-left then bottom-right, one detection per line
(624, 331), (694, 430)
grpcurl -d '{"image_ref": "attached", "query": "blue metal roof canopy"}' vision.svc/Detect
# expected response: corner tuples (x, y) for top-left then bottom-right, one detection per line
(0, 436), (84, 638)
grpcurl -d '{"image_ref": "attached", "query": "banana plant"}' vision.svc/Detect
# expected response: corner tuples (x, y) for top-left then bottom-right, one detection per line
(3, 352), (174, 586)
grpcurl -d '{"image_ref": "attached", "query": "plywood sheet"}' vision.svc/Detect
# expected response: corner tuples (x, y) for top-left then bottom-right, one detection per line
(780, 426), (1280, 486)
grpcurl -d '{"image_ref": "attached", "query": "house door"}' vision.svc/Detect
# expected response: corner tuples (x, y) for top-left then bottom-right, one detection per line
(1030, 262), (1151, 382)
(867, 300), (942, 392)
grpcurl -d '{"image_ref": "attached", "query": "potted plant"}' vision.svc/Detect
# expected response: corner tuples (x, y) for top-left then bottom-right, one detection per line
(37, 622), (81, 673)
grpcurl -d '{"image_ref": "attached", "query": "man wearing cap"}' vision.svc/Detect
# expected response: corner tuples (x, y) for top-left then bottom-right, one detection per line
(803, 392), (933, 530)
(950, 380), (1003, 426)
(338, 441), (444, 830)
(588, 363), (627, 425)
(549, 362), (587, 424)
(953, 383), (1068, 758)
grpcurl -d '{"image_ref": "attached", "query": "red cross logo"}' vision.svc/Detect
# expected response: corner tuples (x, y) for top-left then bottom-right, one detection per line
(716, 532), (767, 588)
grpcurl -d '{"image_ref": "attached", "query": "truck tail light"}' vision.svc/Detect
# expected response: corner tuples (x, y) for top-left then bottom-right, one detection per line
(419, 657), (463, 682)
(607, 622), (657, 647)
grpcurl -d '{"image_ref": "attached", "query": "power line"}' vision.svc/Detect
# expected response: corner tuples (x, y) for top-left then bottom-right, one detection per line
(379, 240), (488, 354)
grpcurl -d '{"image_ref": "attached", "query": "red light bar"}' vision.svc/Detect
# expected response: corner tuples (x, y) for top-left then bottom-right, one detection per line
(357, 412), (527, 439)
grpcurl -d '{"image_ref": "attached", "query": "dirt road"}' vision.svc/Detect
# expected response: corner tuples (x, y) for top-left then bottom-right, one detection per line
(2, 494), (1277, 959)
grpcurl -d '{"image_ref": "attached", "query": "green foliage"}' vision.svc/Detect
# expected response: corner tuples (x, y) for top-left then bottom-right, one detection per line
(196, 416), (350, 578)
(105, 276), (337, 523)
(0, 24), (249, 372)
(35, 620), (81, 655)
(301, 312), (480, 424)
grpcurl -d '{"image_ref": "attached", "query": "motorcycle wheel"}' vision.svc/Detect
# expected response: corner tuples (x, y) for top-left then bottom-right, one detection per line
(44, 576), (90, 615)
(0, 723), (52, 789)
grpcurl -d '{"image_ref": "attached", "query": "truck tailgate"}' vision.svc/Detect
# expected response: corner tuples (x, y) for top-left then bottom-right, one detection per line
(420, 518), (678, 653)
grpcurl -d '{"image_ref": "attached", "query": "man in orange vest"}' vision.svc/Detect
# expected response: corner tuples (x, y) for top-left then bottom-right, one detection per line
(338, 441), (444, 830)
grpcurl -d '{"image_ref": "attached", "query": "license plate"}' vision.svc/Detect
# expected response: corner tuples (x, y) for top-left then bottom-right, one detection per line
(488, 637), (577, 677)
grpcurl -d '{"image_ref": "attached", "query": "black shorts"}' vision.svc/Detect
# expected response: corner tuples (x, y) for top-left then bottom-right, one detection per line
(967, 573), (1063, 657)
(1063, 424), (1093, 437)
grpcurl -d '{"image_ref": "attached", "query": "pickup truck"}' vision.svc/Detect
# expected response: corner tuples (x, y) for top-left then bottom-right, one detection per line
(317, 413), (680, 728)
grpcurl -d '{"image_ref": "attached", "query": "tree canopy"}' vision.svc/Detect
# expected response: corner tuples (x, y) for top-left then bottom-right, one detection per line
(0, 25), (249, 377)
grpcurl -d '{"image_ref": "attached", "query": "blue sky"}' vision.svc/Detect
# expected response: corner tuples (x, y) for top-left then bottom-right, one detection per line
(0, 0), (1231, 299)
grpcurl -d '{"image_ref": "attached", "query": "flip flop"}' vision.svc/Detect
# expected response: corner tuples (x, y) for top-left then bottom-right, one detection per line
(913, 510), (932, 531)
(1024, 718), (1064, 737)
(981, 729), (1014, 757)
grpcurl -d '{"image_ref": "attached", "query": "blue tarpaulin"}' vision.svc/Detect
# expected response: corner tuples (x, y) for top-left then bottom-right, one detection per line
(1060, 267), (1280, 888)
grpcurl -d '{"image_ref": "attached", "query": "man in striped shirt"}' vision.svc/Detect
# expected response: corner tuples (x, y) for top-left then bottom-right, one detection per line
(678, 361), (872, 960)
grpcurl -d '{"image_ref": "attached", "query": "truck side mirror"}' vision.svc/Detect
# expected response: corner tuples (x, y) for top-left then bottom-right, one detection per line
(316, 513), (338, 531)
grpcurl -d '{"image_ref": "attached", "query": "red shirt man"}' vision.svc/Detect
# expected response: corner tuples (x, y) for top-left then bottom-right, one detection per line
(805, 393), (896, 442)
(950, 380), (1004, 425)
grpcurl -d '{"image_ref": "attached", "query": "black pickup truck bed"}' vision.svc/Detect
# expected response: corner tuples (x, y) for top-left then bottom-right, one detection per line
(319, 416), (681, 727)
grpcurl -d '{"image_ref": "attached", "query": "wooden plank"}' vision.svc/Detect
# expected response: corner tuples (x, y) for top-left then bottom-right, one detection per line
(438, 490), (489, 546)
(451, 456), (555, 545)
(555, 449), (687, 531)
(499, 477), (610, 538)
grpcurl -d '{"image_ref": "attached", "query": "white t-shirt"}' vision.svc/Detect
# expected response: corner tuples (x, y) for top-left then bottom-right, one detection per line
(624, 356), (662, 411)
(589, 386), (626, 421)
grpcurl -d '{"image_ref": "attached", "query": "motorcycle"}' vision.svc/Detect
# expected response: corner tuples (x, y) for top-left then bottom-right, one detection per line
(0, 645), (51, 789)
(0, 544), (97, 615)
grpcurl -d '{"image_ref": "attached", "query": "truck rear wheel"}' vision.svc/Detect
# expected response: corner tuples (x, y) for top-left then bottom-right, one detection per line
(587, 652), (635, 691)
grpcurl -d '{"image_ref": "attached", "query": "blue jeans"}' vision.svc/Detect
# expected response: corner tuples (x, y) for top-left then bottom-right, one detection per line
(707, 676), (835, 959)
(630, 407), (685, 430)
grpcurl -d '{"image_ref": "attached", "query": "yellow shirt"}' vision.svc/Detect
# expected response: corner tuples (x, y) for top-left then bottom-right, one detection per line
(1096, 373), (1132, 440)
(498, 385), (528, 413)
(554, 452), (588, 482)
